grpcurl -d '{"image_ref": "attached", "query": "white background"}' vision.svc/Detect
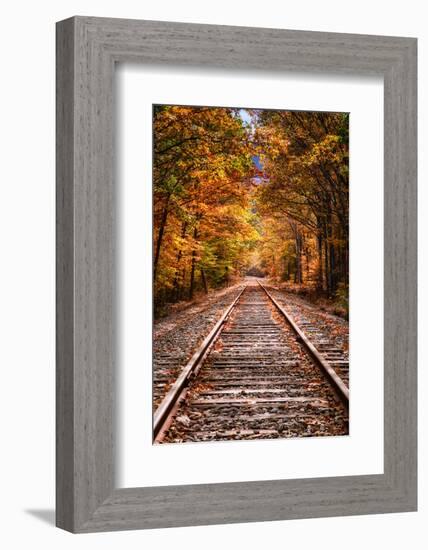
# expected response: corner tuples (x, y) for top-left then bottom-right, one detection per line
(0, 1), (425, 549)
(118, 67), (383, 487)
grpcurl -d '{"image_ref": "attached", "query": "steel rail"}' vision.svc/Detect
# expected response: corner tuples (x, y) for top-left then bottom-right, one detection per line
(153, 285), (247, 441)
(257, 280), (349, 409)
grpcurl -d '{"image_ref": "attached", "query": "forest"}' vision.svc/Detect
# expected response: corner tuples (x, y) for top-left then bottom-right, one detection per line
(153, 105), (349, 317)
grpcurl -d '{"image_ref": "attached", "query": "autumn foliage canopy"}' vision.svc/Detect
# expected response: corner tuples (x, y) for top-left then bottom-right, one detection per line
(153, 105), (349, 315)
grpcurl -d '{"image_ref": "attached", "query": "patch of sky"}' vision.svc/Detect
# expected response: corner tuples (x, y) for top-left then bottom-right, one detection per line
(238, 108), (252, 126)
(252, 155), (262, 170)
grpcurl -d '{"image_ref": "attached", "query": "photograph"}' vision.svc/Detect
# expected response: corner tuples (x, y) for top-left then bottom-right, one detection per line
(152, 104), (349, 444)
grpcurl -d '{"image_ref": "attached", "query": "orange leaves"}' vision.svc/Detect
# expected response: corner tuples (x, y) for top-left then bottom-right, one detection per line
(153, 105), (258, 305)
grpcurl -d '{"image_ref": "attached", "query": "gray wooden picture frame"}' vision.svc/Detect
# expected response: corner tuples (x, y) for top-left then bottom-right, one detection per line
(56, 16), (417, 533)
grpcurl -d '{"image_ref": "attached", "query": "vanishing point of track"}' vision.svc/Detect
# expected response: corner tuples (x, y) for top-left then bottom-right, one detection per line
(153, 280), (349, 444)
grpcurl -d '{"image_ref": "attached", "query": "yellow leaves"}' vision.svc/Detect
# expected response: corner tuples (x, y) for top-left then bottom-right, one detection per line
(304, 134), (342, 166)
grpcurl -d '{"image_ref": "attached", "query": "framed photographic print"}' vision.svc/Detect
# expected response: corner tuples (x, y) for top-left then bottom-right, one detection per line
(56, 16), (417, 532)
(150, 103), (350, 447)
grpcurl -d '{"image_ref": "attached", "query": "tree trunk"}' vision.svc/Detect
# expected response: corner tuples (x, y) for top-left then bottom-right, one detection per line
(200, 267), (208, 294)
(295, 231), (303, 284)
(188, 227), (198, 300)
(317, 231), (324, 291)
(153, 196), (170, 282)
(324, 230), (331, 296)
(173, 221), (188, 300)
(179, 267), (186, 301)
(305, 243), (310, 278)
(329, 241), (336, 294)
(326, 207), (336, 296)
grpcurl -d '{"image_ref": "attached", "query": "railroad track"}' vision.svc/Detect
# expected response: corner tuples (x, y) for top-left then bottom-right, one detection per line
(153, 281), (349, 444)
(263, 285), (350, 386)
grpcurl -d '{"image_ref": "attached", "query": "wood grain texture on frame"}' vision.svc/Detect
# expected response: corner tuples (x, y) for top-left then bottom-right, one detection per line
(56, 16), (417, 532)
